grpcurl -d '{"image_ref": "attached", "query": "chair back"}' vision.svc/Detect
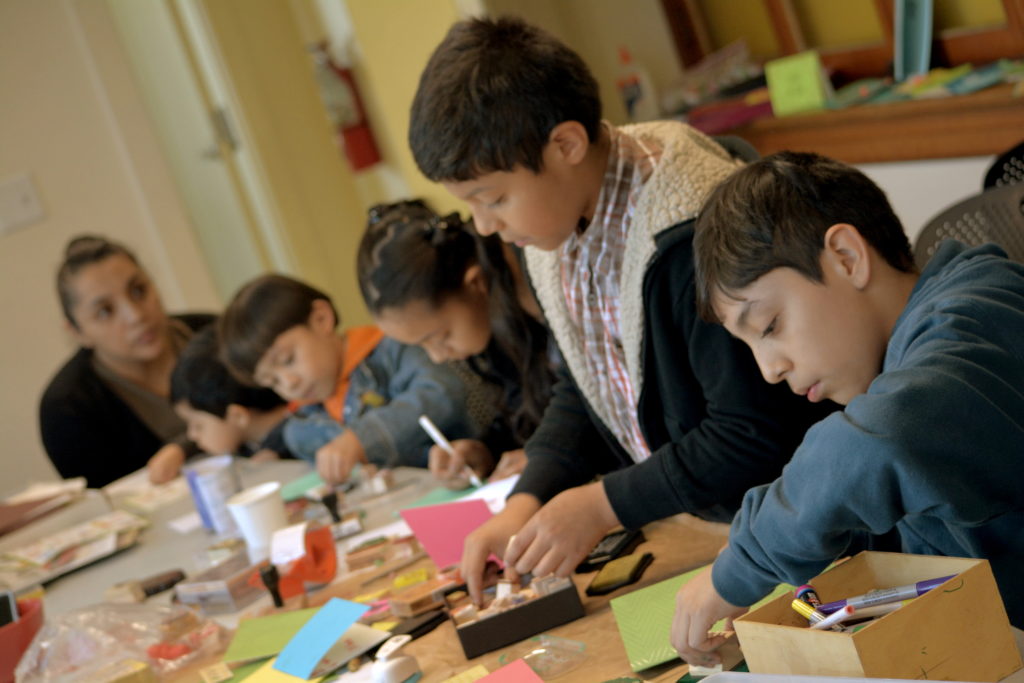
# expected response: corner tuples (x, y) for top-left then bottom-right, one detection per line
(913, 183), (1024, 268)
(983, 139), (1024, 189)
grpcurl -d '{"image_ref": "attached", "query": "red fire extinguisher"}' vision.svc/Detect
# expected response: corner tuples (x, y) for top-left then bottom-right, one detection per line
(311, 42), (381, 171)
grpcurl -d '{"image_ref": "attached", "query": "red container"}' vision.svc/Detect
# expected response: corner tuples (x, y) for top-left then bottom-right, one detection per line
(0, 599), (44, 683)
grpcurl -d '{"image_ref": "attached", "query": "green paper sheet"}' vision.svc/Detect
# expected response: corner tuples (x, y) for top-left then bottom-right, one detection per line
(225, 659), (266, 682)
(401, 484), (478, 509)
(223, 607), (319, 665)
(609, 566), (793, 672)
(280, 472), (325, 502)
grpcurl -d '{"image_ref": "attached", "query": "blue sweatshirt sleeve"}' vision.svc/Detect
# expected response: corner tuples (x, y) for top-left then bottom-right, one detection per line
(347, 341), (470, 468)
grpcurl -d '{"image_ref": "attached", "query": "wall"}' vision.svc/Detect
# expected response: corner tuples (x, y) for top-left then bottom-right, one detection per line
(0, 0), (218, 495)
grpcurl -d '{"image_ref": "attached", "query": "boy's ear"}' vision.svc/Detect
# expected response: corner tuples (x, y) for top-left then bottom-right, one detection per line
(308, 298), (337, 333)
(547, 121), (590, 166)
(823, 223), (872, 289)
(225, 404), (251, 429)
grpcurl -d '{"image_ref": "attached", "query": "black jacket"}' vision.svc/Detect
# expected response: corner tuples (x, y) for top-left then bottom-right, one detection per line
(39, 313), (215, 488)
(514, 222), (836, 527)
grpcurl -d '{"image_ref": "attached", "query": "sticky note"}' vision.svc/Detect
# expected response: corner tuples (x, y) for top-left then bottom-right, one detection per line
(441, 665), (491, 682)
(280, 471), (325, 502)
(246, 657), (325, 682)
(765, 50), (830, 116)
(400, 499), (493, 569)
(479, 659), (542, 681)
(223, 607), (319, 664)
(273, 598), (368, 679)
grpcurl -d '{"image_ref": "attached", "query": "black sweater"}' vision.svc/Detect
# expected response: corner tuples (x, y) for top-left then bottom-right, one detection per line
(39, 313), (215, 488)
(514, 222), (836, 527)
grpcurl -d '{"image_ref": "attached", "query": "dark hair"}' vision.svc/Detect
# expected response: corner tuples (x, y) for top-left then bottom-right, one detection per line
(57, 235), (140, 327)
(219, 274), (338, 383)
(357, 199), (552, 440)
(409, 16), (601, 182)
(170, 325), (285, 417)
(694, 151), (916, 322)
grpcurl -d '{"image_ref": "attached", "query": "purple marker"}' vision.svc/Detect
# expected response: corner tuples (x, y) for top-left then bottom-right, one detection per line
(818, 574), (956, 615)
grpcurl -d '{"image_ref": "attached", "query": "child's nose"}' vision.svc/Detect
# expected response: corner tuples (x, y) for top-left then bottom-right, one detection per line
(473, 209), (500, 236)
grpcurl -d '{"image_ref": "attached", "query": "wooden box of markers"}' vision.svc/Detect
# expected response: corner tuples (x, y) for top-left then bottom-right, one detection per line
(733, 551), (1021, 682)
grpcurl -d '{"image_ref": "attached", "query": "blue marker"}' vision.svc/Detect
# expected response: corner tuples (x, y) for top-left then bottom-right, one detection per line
(818, 574), (956, 614)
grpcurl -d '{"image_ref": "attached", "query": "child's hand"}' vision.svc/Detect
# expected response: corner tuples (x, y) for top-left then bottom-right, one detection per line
(505, 481), (617, 578)
(315, 430), (367, 484)
(428, 439), (494, 488)
(147, 443), (186, 484)
(461, 493), (540, 605)
(490, 448), (527, 480)
(669, 565), (746, 666)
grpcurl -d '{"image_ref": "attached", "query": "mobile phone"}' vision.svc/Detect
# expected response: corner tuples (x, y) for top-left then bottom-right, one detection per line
(576, 528), (645, 573)
(0, 590), (18, 626)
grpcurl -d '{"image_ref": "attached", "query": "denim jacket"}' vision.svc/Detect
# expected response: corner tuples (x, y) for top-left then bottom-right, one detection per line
(283, 337), (477, 467)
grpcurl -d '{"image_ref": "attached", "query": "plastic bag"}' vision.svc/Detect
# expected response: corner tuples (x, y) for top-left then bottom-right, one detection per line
(16, 602), (227, 682)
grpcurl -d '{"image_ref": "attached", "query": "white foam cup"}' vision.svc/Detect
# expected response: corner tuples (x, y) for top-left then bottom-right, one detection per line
(226, 481), (288, 560)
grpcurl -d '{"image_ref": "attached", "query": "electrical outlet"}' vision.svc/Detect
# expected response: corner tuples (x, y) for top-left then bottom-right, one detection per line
(0, 173), (45, 236)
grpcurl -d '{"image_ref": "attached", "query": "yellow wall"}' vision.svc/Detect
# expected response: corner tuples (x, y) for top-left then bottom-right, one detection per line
(345, 0), (463, 214)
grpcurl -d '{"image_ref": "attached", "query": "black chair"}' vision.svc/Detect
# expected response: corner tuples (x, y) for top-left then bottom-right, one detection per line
(983, 139), (1024, 190)
(913, 182), (1024, 269)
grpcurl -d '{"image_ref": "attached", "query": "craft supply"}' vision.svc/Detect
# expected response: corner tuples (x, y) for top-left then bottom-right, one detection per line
(418, 415), (483, 487)
(849, 600), (910, 619)
(795, 584), (823, 608)
(273, 598), (369, 679)
(182, 454), (241, 535)
(372, 634), (420, 683)
(818, 574), (955, 614)
(260, 564), (284, 608)
(810, 604), (855, 630)
(577, 528), (645, 573)
(321, 490), (341, 523)
(400, 499), (493, 569)
(586, 552), (654, 596)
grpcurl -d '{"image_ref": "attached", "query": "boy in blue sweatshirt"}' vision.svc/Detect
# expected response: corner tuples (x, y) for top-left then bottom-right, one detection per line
(671, 151), (1024, 664)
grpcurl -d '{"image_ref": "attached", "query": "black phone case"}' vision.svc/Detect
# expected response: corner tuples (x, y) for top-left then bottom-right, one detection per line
(576, 528), (646, 573)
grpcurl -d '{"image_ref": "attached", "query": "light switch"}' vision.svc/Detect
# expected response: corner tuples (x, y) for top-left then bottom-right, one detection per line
(0, 173), (45, 236)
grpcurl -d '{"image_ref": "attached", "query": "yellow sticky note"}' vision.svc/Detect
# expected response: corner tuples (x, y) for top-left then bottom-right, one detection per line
(353, 588), (389, 604)
(765, 50), (830, 116)
(245, 657), (325, 682)
(440, 665), (490, 683)
(372, 620), (399, 631)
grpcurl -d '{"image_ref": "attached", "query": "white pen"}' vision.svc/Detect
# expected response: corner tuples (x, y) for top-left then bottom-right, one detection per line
(810, 604), (855, 630)
(418, 415), (484, 487)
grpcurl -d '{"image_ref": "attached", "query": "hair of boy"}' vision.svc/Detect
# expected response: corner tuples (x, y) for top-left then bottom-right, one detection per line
(693, 151), (916, 322)
(357, 199), (553, 440)
(57, 234), (140, 328)
(219, 274), (339, 383)
(170, 325), (285, 418)
(409, 15), (601, 182)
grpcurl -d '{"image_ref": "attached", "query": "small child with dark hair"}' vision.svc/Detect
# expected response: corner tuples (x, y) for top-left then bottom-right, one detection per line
(671, 151), (1024, 663)
(410, 16), (832, 604)
(358, 199), (553, 487)
(170, 325), (293, 461)
(219, 273), (479, 484)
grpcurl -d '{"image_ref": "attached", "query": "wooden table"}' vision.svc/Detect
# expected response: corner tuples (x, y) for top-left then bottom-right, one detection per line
(405, 513), (730, 683)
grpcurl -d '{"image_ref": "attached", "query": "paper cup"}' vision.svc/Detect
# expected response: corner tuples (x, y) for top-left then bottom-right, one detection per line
(226, 481), (288, 561)
(183, 454), (241, 535)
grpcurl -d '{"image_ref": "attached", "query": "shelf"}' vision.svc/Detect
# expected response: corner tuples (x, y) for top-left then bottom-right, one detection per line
(729, 83), (1024, 163)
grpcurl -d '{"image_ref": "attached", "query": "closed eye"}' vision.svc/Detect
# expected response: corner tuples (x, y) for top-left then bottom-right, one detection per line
(761, 316), (778, 338)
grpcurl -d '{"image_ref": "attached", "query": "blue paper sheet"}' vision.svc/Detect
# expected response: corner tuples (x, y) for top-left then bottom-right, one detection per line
(273, 598), (368, 679)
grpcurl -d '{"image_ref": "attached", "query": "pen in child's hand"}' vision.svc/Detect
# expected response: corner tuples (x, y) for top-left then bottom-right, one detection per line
(418, 415), (484, 487)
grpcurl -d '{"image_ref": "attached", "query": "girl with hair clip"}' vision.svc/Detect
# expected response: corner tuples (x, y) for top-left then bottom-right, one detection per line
(39, 235), (214, 487)
(357, 199), (555, 487)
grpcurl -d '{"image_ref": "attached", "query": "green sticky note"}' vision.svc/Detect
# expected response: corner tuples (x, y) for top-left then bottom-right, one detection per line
(280, 471), (325, 502)
(765, 50), (830, 116)
(223, 607), (319, 665)
(609, 566), (793, 672)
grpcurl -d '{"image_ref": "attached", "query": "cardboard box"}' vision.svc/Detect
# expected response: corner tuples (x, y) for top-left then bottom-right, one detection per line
(174, 552), (262, 615)
(452, 580), (585, 659)
(734, 552), (1022, 681)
